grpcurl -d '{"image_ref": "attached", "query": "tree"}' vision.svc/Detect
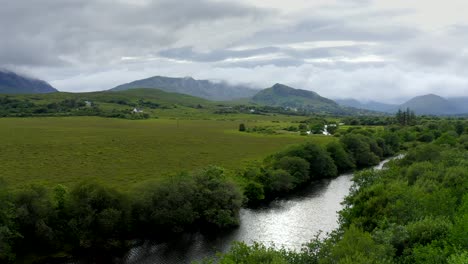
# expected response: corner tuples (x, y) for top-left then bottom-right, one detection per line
(322, 225), (393, 264)
(132, 178), (198, 233)
(396, 108), (416, 126)
(67, 182), (128, 250)
(192, 166), (243, 228)
(239, 123), (246, 132)
(264, 169), (296, 194)
(298, 123), (309, 132)
(244, 181), (265, 205)
(434, 131), (458, 146)
(282, 143), (338, 179)
(341, 134), (380, 167)
(0, 182), (19, 263)
(326, 142), (355, 173)
(274, 156), (310, 184)
(14, 185), (58, 252)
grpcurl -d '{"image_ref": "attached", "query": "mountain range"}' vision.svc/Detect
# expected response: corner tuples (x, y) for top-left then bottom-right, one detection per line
(0, 70), (57, 94)
(110, 76), (258, 101)
(337, 94), (468, 115)
(1, 70), (466, 116)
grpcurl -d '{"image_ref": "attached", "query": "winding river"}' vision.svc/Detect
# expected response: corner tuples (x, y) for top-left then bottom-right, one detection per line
(119, 158), (393, 264)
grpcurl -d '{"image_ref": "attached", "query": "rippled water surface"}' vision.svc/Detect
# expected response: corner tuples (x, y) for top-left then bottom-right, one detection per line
(118, 159), (392, 264)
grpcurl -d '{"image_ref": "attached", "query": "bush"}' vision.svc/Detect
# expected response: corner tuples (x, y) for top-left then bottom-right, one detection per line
(282, 143), (337, 179)
(67, 182), (128, 250)
(326, 142), (355, 173)
(192, 166), (243, 228)
(274, 156), (310, 184)
(340, 134), (380, 167)
(239, 123), (246, 132)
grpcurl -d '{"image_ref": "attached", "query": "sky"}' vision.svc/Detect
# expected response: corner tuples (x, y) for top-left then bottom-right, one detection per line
(1, 0), (468, 103)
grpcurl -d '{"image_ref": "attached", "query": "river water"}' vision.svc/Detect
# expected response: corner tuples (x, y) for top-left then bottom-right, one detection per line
(120, 159), (392, 264)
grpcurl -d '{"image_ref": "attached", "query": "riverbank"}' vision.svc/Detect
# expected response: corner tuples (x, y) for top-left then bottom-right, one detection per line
(117, 157), (398, 264)
(3, 122), (433, 263)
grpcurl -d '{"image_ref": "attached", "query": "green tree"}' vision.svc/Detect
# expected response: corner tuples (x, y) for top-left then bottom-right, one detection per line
(14, 185), (58, 252)
(132, 178), (198, 233)
(244, 181), (265, 205)
(282, 143), (338, 179)
(274, 156), (310, 184)
(326, 142), (355, 173)
(192, 166), (243, 228)
(321, 225), (393, 264)
(340, 134), (380, 167)
(0, 182), (19, 263)
(239, 123), (246, 132)
(67, 182), (128, 250)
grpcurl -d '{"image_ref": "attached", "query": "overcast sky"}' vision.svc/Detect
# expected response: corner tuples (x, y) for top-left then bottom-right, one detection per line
(1, 0), (468, 102)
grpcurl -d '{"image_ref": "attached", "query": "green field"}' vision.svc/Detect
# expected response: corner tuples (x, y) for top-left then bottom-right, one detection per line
(0, 117), (335, 189)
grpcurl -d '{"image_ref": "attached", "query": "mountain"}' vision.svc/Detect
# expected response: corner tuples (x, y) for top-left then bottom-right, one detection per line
(251, 83), (345, 114)
(335, 99), (396, 113)
(398, 94), (461, 115)
(110, 76), (258, 101)
(448, 97), (468, 114)
(0, 70), (57, 94)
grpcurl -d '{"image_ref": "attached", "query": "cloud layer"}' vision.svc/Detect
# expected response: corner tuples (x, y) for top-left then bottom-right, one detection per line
(1, 0), (467, 102)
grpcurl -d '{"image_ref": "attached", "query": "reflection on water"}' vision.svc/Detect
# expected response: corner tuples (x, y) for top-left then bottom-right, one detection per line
(118, 158), (395, 264)
(122, 174), (353, 264)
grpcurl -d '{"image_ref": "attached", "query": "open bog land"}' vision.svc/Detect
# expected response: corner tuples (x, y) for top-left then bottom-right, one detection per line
(0, 117), (335, 189)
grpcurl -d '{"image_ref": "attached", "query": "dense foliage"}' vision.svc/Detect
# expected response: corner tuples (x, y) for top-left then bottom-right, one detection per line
(209, 119), (468, 263)
(240, 122), (406, 205)
(0, 96), (150, 119)
(0, 167), (242, 262)
(1, 115), (466, 263)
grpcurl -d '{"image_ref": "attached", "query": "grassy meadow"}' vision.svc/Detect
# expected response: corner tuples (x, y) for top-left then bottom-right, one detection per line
(0, 116), (335, 189)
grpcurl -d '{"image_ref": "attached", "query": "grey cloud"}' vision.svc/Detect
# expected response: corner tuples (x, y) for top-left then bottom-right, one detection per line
(157, 44), (369, 66)
(405, 48), (456, 67)
(0, 0), (268, 67)
(2, 0), (468, 101)
(245, 19), (418, 46)
(216, 58), (305, 68)
(159, 46), (281, 62)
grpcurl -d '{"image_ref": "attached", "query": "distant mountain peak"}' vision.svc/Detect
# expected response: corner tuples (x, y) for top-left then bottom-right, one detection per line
(110, 75), (258, 101)
(0, 70), (57, 94)
(272, 83), (289, 88)
(399, 93), (461, 115)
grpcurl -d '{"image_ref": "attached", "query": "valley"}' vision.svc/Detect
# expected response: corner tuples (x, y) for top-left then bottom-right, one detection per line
(0, 116), (334, 189)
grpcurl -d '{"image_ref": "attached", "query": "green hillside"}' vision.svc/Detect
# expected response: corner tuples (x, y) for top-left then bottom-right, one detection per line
(0, 88), (222, 119)
(252, 83), (346, 114)
(6, 88), (212, 108)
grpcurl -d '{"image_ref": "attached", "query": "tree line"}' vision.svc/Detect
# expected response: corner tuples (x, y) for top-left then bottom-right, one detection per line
(0, 96), (150, 119)
(0, 167), (242, 263)
(0, 118), (466, 262)
(203, 120), (468, 263)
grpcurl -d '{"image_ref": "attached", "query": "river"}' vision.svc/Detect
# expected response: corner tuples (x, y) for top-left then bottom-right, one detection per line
(119, 158), (394, 264)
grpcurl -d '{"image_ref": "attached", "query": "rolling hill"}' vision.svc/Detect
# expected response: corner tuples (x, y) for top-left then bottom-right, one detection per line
(0, 70), (57, 94)
(251, 83), (345, 114)
(110, 76), (258, 101)
(0, 88), (219, 119)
